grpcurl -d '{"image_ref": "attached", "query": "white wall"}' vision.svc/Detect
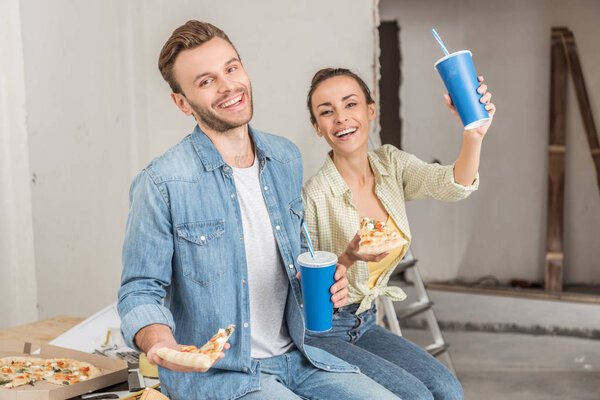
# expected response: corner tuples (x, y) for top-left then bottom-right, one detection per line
(0, 0), (38, 330)
(379, 0), (600, 284)
(5, 0), (378, 323)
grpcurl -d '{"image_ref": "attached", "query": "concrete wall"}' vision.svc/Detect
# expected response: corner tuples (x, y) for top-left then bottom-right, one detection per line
(379, 0), (600, 284)
(3, 0), (378, 323)
(0, 0), (39, 330)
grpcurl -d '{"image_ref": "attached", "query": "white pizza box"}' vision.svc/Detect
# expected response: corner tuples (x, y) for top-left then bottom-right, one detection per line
(0, 341), (128, 400)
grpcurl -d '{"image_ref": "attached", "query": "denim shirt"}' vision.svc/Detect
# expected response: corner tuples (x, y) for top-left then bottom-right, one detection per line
(118, 125), (356, 400)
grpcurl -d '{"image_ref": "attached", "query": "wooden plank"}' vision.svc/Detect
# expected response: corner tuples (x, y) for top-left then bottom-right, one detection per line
(0, 315), (84, 351)
(545, 28), (568, 292)
(562, 29), (600, 195)
(426, 283), (600, 304)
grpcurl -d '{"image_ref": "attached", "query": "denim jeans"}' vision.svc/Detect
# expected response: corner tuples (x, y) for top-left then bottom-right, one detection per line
(306, 303), (463, 400)
(237, 349), (400, 399)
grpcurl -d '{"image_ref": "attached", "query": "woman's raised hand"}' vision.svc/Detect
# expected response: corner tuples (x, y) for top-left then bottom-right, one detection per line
(444, 76), (496, 138)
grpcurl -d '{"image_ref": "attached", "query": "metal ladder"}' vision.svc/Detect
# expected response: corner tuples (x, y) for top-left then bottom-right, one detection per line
(376, 248), (456, 374)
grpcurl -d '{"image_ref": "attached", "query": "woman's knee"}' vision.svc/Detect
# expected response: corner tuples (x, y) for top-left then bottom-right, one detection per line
(430, 369), (463, 400)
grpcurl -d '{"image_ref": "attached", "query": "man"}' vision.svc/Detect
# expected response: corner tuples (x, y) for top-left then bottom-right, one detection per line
(117, 20), (399, 400)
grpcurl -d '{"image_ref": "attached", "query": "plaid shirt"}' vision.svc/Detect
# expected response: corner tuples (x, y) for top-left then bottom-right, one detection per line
(302, 144), (479, 314)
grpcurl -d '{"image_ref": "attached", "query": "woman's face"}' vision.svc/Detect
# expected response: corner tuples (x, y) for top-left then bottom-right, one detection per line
(311, 75), (376, 156)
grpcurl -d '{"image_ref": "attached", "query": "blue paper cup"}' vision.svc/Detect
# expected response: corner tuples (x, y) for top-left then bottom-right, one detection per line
(434, 50), (489, 130)
(297, 251), (337, 332)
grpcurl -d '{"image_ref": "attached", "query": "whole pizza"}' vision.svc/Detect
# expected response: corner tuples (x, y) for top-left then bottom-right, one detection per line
(0, 356), (102, 389)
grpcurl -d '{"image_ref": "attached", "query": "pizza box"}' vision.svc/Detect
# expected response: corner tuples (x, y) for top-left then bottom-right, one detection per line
(0, 341), (128, 400)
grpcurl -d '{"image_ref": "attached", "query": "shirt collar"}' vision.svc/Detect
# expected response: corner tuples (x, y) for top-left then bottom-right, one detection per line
(190, 124), (276, 171)
(323, 149), (391, 197)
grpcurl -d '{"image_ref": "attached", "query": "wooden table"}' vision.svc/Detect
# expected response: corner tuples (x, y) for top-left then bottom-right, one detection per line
(0, 315), (84, 350)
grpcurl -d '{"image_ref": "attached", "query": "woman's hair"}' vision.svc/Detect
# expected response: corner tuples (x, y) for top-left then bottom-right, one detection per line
(307, 68), (375, 125)
(158, 20), (238, 94)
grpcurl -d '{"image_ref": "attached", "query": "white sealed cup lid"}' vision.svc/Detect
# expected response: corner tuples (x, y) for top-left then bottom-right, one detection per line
(434, 50), (472, 69)
(297, 251), (338, 268)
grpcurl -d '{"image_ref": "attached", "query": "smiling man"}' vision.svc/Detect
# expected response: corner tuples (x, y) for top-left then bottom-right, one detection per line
(117, 21), (400, 400)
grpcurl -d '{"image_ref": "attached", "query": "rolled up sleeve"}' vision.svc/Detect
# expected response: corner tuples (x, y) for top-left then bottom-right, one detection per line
(396, 149), (479, 202)
(118, 169), (175, 350)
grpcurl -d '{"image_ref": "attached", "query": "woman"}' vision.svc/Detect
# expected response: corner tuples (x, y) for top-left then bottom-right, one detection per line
(302, 68), (495, 400)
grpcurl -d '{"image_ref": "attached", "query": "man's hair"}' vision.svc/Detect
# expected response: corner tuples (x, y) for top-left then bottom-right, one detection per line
(158, 20), (238, 94)
(307, 68), (375, 125)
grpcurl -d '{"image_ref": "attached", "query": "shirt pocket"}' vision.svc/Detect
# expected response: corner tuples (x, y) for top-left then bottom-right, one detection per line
(289, 197), (304, 223)
(176, 219), (226, 286)
(288, 197), (304, 242)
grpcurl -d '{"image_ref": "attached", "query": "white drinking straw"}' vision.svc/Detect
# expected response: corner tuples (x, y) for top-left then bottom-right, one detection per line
(302, 222), (316, 259)
(431, 28), (449, 56)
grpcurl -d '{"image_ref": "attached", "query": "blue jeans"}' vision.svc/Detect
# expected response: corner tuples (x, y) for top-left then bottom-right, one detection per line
(237, 349), (400, 399)
(306, 303), (463, 400)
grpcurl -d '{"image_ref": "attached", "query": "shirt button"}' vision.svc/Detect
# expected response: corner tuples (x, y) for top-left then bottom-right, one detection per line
(326, 366), (331, 369)
(224, 166), (229, 171)
(275, 225), (280, 230)
(242, 367), (248, 372)
(264, 185), (269, 191)
(231, 194), (235, 198)
(240, 237), (243, 241)
(200, 235), (206, 241)
(288, 264), (294, 269)
(242, 279), (247, 284)
(243, 323), (249, 328)
(300, 304), (303, 308)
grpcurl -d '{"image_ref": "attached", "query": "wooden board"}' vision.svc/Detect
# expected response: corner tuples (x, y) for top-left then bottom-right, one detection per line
(0, 315), (84, 351)
(562, 30), (600, 194)
(545, 28), (568, 292)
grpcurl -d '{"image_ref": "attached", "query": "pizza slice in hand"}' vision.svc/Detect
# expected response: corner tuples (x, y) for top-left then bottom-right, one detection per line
(156, 325), (235, 369)
(357, 217), (408, 255)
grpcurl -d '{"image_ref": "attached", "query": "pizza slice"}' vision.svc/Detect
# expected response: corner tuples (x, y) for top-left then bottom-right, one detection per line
(357, 217), (408, 255)
(156, 324), (235, 369)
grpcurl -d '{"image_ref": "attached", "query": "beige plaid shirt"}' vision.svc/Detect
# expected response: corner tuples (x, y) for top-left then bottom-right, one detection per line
(302, 145), (479, 314)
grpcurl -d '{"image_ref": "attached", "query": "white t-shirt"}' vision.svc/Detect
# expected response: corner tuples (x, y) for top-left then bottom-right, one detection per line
(232, 157), (295, 359)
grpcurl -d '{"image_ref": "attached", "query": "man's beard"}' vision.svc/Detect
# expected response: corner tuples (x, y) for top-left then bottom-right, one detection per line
(188, 89), (253, 133)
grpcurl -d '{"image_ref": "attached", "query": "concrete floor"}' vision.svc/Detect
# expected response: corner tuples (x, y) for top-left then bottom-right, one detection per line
(404, 328), (600, 400)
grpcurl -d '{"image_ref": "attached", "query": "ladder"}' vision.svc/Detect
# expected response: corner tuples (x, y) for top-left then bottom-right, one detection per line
(546, 27), (600, 292)
(376, 248), (456, 374)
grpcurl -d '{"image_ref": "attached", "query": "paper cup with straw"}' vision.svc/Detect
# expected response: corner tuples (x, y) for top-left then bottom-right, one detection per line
(298, 223), (337, 332)
(432, 28), (489, 130)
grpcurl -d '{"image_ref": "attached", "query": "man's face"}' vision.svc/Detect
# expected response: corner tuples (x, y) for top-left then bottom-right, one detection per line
(172, 38), (253, 133)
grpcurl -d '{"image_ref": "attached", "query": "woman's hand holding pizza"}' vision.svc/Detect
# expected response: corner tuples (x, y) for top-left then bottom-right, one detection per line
(341, 232), (389, 265)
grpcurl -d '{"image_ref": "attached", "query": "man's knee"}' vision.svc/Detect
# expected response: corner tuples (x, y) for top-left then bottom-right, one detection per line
(339, 373), (401, 400)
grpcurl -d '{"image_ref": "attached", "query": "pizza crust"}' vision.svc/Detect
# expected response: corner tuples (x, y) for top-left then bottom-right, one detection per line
(357, 236), (407, 255)
(156, 324), (235, 370)
(156, 348), (212, 369)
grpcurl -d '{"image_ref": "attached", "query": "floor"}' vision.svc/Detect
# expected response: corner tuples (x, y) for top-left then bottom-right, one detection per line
(401, 313), (600, 400)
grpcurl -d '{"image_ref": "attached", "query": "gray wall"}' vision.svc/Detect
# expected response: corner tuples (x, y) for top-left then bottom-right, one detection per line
(2, 0), (378, 324)
(379, 0), (600, 284)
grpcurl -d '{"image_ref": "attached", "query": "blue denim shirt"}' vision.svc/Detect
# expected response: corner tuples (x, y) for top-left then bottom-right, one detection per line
(118, 126), (356, 400)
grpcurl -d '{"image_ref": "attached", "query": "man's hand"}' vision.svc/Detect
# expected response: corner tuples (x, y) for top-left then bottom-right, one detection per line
(135, 324), (229, 373)
(330, 263), (349, 308)
(295, 262), (350, 308)
(146, 341), (230, 373)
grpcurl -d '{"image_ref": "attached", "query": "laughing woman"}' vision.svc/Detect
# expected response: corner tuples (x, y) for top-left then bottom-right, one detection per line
(302, 68), (495, 400)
